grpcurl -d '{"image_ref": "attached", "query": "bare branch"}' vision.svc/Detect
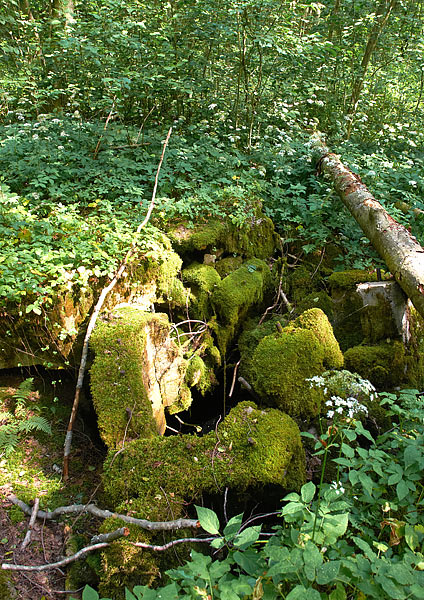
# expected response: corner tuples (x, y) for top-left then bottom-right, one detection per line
(130, 537), (215, 552)
(7, 495), (199, 531)
(90, 527), (129, 544)
(21, 497), (40, 550)
(2, 543), (110, 572)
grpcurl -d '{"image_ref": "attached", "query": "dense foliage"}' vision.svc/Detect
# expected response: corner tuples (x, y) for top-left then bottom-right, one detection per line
(74, 386), (424, 600)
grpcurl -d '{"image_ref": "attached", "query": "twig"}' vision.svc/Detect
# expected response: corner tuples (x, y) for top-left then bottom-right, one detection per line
(7, 494), (199, 531)
(229, 360), (241, 398)
(135, 105), (156, 145)
(90, 527), (129, 544)
(130, 537), (215, 552)
(63, 126), (172, 480)
(2, 543), (110, 572)
(21, 497), (39, 550)
(93, 97), (116, 159)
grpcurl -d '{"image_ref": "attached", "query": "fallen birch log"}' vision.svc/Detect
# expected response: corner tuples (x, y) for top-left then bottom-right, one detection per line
(311, 134), (424, 320)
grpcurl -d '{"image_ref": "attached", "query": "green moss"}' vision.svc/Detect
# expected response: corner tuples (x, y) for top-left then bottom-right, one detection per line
(214, 256), (243, 278)
(289, 265), (319, 304)
(185, 354), (213, 395)
(91, 307), (193, 448)
(0, 571), (16, 600)
(328, 269), (391, 290)
(103, 400), (305, 506)
(167, 209), (277, 261)
(297, 291), (334, 320)
(7, 505), (25, 524)
(288, 308), (343, 369)
(211, 259), (272, 354)
(344, 341), (406, 389)
(239, 315), (288, 378)
(249, 329), (325, 418)
(182, 262), (221, 321)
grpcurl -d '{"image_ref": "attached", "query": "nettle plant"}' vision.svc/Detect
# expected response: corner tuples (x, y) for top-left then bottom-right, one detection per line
(77, 376), (424, 600)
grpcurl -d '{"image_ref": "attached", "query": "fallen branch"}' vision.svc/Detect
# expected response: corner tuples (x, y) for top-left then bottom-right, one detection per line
(130, 537), (215, 552)
(90, 527), (129, 544)
(21, 497), (39, 550)
(7, 494), (199, 531)
(63, 126), (172, 480)
(311, 133), (424, 320)
(2, 543), (110, 572)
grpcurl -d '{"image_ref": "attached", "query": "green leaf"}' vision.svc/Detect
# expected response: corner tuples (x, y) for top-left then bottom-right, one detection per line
(195, 505), (220, 535)
(341, 443), (354, 458)
(210, 537), (225, 549)
(316, 560), (341, 585)
(353, 537), (377, 560)
(223, 513), (243, 539)
(286, 586), (321, 600)
(82, 587), (100, 600)
(405, 523), (419, 551)
(329, 583), (347, 600)
(301, 481), (316, 504)
(377, 576), (406, 599)
(233, 549), (262, 576)
(126, 589), (138, 600)
(233, 525), (261, 550)
(396, 479), (409, 501)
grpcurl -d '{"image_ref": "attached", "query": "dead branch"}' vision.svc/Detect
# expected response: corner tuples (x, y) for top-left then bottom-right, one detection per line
(130, 537), (215, 552)
(63, 126), (172, 480)
(21, 497), (39, 550)
(93, 97), (116, 159)
(90, 527), (129, 544)
(7, 494), (199, 531)
(2, 543), (110, 572)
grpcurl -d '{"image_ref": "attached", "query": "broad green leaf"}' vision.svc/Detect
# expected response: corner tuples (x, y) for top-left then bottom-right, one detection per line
(82, 587), (100, 600)
(195, 505), (220, 535)
(223, 513), (243, 539)
(234, 525), (261, 550)
(329, 583), (347, 600)
(396, 479), (410, 501)
(233, 549), (263, 576)
(316, 560), (341, 585)
(405, 523), (419, 551)
(301, 481), (316, 504)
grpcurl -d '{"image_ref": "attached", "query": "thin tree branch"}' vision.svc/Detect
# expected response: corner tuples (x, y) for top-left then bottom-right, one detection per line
(7, 494), (199, 531)
(21, 497), (40, 550)
(63, 126), (172, 480)
(90, 527), (129, 544)
(2, 543), (110, 572)
(130, 537), (215, 552)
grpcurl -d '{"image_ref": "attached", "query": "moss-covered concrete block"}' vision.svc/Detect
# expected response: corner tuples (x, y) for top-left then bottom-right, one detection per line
(182, 262), (221, 321)
(90, 307), (192, 447)
(344, 341), (406, 389)
(244, 309), (343, 418)
(211, 259), (272, 354)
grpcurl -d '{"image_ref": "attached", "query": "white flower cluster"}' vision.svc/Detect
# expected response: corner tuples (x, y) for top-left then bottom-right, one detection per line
(330, 481), (345, 495)
(325, 395), (368, 420)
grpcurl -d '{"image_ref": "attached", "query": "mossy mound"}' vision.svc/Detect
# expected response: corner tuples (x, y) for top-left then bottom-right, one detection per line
(211, 259), (272, 354)
(289, 265), (320, 304)
(103, 401), (305, 507)
(344, 341), (406, 389)
(214, 255), (244, 278)
(182, 262), (221, 321)
(238, 315), (288, 378)
(244, 309), (343, 418)
(90, 307), (191, 447)
(287, 308), (343, 369)
(98, 400), (305, 596)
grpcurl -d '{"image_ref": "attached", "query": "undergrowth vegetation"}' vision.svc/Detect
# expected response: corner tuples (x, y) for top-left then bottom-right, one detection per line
(76, 387), (424, 600)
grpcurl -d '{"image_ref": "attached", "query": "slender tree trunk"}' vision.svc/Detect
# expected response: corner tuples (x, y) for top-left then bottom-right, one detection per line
(347, 0), (397, 136)
(312, 134), (424, 320)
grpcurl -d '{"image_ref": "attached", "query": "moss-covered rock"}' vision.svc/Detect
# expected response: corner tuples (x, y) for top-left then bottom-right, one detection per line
(239, 315), (288, 378)
(214, 255), (244, 278)
(288, 308), (344, 369)
(185, 354), (215, 395)
(166, 206), (277, 261)
(182, 262), (221, 321)
(327, 269), (389, 290)
(103, 400), (305, 508)
(243, 309), (342, 418)
(289, 265), (319, 304)
(344, 341), (406, 389)
(211, 259), (272, 354)
(90, 307), (191, 447)
(0, 231), (183, 369)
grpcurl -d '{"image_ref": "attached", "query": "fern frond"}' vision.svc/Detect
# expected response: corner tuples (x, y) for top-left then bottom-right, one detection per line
(13, 377), (34, 406)
(0, 410), (12, 424)
(19, 415), (52, 435)
(0, 428), (19, 457)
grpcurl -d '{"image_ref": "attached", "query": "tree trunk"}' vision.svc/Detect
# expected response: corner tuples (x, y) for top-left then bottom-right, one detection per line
(312, 134), (424, 320)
